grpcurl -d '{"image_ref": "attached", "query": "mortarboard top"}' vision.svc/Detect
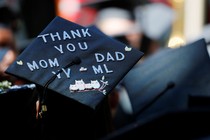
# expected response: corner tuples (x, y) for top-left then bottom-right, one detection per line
(5, 16), (144, 109)
(119, 38), (210, 124)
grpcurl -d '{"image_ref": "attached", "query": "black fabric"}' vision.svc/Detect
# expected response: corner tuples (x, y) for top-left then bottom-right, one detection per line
(35, 88), (113, 140)
(101, 109), (210, 140)
(0, 86), (37, 140)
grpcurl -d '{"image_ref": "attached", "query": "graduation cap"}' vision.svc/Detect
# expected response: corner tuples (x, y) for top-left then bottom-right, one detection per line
(5, 16), (144, 110)
(114, 38), (210, 125)
(101, 38), (210, 139)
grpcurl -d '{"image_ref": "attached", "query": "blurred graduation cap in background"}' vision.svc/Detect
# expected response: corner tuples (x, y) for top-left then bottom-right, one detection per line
(101, 38), (210, 139)
(122, 38), (210, 124)
(5, 16), (143, 139)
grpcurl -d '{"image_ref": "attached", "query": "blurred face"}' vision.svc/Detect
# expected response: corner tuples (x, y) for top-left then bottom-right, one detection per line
(0, 27), (14, 47)
(125, 32), (142, 49)
(0, 27), (16, 78)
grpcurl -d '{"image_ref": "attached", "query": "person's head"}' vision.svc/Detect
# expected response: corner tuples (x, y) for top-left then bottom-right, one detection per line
(0, 26), (17, 83)
(134, 3), (175, 57)
(94, 7), (142, 49)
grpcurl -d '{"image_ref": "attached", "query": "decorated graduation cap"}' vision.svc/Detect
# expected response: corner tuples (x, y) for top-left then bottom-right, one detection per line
(5, 16), (144, 109)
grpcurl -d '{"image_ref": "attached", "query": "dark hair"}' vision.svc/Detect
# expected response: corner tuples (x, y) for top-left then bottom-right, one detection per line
(140, 34), (153, 54)
(0, 6), (19, 31)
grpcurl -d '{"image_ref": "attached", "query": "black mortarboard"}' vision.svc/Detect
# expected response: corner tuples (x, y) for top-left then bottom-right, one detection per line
(5, 16), (144, 109)
(101, 38), (210, 139)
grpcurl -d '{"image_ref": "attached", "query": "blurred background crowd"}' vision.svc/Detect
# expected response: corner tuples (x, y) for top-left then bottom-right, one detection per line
(1, 0), (210, 139)
(0, 0), (208, 77)
(0, 0), (210, 84)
